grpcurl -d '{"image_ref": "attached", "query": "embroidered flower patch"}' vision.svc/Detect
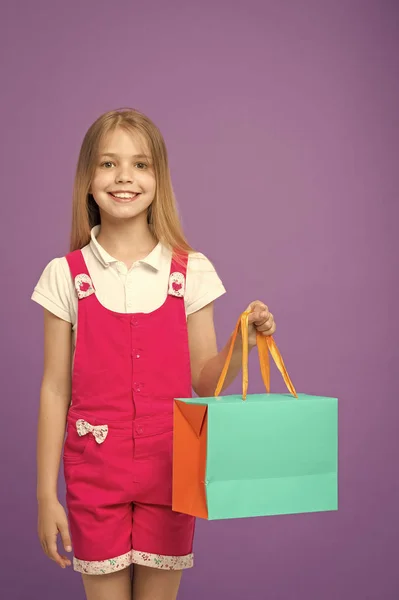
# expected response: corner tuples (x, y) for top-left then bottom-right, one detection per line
(74, 273), (95, 299)
(168, 272), (185, 298)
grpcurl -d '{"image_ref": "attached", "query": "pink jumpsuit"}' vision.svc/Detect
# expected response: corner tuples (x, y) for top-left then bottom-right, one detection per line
(63, 250), (195, 575)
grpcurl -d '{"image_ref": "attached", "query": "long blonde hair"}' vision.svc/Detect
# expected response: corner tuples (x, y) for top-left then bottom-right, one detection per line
(70, 108), (195, 256)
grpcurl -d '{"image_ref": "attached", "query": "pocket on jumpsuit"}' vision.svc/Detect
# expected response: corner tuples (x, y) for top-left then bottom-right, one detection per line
(63, 420), (93, 465)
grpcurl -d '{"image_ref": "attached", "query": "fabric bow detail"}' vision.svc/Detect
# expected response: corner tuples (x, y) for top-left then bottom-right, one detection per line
(76, 419), (108, 444)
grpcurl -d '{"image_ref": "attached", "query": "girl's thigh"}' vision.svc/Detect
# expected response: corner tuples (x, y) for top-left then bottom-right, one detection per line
(82, 566), (132, 600)
(132, 565), (183, 600)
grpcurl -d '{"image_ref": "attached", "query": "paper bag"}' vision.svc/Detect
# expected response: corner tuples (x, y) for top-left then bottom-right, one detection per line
(173, 311), (338, 520)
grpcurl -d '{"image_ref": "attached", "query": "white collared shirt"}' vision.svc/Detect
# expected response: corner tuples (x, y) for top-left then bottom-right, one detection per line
(32, 226), (226, 345)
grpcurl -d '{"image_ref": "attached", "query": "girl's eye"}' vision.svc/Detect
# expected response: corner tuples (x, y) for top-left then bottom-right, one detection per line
(100, 161), (149, 169)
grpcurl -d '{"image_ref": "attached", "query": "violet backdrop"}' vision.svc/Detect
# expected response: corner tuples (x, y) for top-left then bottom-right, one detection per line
(1, 1), (398, 598)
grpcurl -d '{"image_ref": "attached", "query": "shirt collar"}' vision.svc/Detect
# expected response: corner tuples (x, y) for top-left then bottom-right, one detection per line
(89, 225), (162, 271)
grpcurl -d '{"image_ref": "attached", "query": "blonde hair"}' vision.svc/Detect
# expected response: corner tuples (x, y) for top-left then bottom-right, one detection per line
(70, 108), (195, 256)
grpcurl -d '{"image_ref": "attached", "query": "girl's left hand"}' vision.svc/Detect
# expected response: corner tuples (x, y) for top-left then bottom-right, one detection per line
(246, 301), (276, 348)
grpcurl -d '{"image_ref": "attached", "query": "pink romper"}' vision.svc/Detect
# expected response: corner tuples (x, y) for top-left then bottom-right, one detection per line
(63, 249), (195, 575)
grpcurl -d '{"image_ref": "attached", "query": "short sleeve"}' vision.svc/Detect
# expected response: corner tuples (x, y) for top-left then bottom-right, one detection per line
(31, 257), (76, 324)
(185, 252), (226, 316)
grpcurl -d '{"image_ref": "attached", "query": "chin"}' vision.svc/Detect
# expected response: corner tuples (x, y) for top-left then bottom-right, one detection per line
(100, 206), (149, 223)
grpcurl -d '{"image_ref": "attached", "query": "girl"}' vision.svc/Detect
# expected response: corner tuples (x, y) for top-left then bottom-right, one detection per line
(32, 108), (276, 600)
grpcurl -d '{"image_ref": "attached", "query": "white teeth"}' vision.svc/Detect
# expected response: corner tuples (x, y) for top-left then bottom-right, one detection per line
(112, 192), (137, 199)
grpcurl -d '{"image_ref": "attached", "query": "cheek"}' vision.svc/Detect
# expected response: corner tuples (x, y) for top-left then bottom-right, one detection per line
(140, 173), (156, 197)
(91, 171), (110, 193)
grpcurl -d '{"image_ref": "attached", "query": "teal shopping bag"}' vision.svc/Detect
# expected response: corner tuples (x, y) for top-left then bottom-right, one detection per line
(173, 311), (338, 520)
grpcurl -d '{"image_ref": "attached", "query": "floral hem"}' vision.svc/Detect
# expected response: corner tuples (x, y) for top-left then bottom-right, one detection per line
(73, 549), (194, 575)
(131, 550), (194, 570)
(73, 551), (132, 575)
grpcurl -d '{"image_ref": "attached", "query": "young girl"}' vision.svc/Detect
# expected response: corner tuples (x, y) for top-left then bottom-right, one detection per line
(32, 108), (276, 600)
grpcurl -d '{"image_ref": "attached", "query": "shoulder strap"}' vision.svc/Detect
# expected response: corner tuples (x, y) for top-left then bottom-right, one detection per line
(65, 250), (89, 280)
(169, 251), (189, 277)
(167, 251), (189, 299)
(65, 250), (96, 301)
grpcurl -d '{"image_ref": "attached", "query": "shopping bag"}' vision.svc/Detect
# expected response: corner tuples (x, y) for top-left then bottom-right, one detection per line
(173, 311), (338, 520)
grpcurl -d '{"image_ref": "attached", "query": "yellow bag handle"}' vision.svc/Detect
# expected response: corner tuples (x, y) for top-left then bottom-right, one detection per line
(214, 310), (298, 400)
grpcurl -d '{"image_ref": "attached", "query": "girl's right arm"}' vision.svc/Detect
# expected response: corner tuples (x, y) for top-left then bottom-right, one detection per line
(37, 309), (73, 569)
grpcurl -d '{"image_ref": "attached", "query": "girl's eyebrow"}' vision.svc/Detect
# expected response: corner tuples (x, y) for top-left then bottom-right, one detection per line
(100, 152), (151, 160)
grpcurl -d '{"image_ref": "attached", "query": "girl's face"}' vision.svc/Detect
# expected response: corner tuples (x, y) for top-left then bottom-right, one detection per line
(90, 127), (156, 223)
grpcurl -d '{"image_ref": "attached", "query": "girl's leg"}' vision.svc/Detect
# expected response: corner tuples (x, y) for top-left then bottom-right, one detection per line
(82, 567), (132, 600)
(132, 565), (182, 600)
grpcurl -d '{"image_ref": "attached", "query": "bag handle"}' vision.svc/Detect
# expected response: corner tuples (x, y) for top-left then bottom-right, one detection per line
(214, 310), (298, 400)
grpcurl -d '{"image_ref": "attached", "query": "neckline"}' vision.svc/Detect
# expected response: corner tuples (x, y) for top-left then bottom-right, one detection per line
(90, 225), (163, 272)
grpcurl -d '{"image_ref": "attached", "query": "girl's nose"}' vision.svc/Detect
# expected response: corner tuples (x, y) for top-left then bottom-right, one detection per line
(115, 167), (134, 184)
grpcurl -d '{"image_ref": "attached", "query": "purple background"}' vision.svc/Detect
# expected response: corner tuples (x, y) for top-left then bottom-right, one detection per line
(1, 1), (398, 598)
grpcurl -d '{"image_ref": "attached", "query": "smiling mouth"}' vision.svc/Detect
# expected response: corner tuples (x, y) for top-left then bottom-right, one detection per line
(108, 192), (141, 202)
